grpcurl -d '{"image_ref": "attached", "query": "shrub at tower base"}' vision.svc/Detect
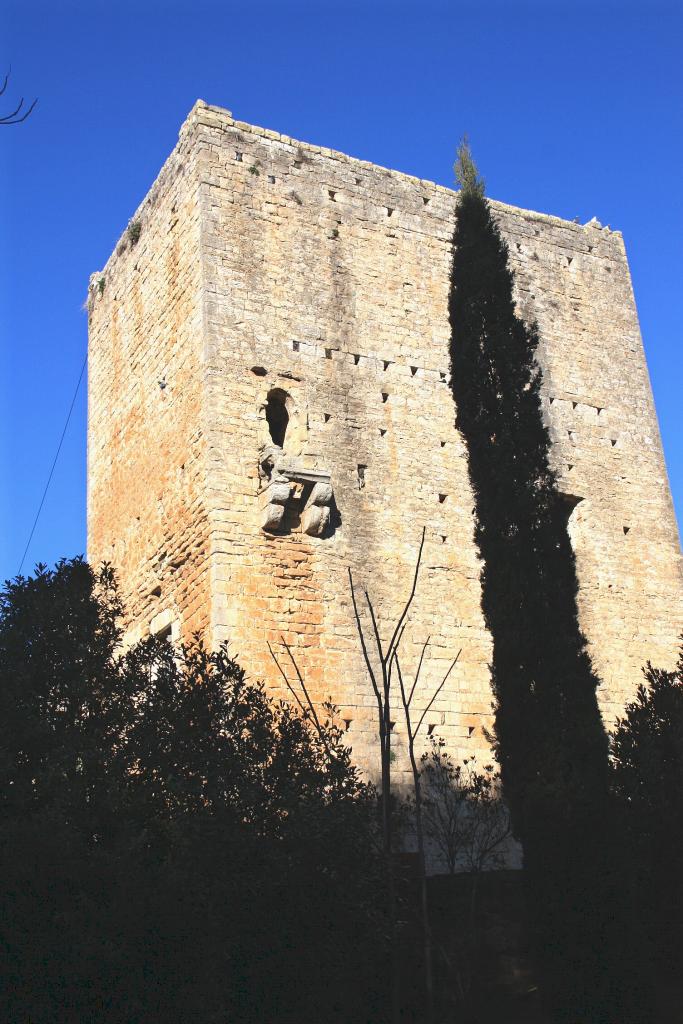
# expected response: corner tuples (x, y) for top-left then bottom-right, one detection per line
(447, 145), (651, 1023)
(0, 560), (390, 1024)
(611, 645), (683, 981)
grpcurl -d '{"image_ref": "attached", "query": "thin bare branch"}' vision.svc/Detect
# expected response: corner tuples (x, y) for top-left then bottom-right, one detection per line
(0, 69), (37, 124)
(414, 649), (461, 738)
(394, 655), (411, 737)
(386, 525), (426, 664)
(364, 589), (385, 675)
(349, 569), (384, 757)
(0, 97), (37, 125)
(408, 634), (431, 708)
(1, 97), (24, 121)
(267, 640), (308, 718)
(281, 636), (331, 756)
(364, 589), (392, 745)
(349, 568), (381, 704)
(391, 622), (408, 688)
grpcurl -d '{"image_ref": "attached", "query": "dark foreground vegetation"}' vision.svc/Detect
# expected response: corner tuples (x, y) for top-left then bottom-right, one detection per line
(0, 560), (387, 1023)
(446, 141), (683, 1023)
(1, 559), (682, 1023)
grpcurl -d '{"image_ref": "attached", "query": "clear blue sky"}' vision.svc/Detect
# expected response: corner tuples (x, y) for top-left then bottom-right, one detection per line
(1, 0), (681, 583)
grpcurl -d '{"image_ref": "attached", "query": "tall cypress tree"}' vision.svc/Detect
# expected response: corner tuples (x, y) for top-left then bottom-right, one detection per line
(448, 142), (650, 1023)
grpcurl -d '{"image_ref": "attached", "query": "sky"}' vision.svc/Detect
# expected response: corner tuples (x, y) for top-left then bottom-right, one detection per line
(1, 0), (681, 583)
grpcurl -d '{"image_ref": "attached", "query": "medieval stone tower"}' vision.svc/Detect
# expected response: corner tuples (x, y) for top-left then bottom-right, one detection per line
(87, 101), (682, 781)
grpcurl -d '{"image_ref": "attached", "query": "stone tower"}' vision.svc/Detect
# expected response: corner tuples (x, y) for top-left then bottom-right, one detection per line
(87, 101), (682, 781)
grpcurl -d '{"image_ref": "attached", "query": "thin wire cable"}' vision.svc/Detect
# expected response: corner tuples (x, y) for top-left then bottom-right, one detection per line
(17, 351), (87, 575)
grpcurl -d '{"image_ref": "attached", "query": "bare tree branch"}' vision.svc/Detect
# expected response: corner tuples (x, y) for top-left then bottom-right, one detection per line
(0, 68), (37, 125)
(408, 634), (431, 708)
(414, 650), (461, 739)
(280, 635), (331, 753)
(349, 567), (385, 759)
(386, 525), (426, 665)
(267, 640), (308, 718)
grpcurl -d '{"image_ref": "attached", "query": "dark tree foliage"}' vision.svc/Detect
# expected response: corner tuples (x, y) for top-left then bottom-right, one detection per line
(0, 559), (388, 1024)
(447, 142), (651, 1022)
(611, 645), (683, 974)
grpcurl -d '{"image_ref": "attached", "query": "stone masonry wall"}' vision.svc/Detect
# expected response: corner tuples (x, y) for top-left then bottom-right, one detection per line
(87, 118), (212, 646)
(88, 100), (682, 789)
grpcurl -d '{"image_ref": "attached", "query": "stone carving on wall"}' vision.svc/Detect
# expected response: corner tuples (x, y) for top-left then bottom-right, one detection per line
(259, 443), (335, 537)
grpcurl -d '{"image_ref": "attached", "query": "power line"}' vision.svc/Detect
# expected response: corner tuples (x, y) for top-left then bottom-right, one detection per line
(17, 351), (87, 576)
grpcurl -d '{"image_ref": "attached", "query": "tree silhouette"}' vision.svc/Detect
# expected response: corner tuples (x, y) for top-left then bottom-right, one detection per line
(447, 139), (651, 1022)
(611, 644), (683, 977)
(0, 559), (388, 1023)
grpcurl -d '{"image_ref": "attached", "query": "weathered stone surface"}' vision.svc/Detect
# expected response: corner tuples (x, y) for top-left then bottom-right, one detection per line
(310, 481), (334, 507)
(262, 502), (286, 533)
(302, 504), (330, 537)
(263, 480), (293, 507)
(87, 100), (682, 787)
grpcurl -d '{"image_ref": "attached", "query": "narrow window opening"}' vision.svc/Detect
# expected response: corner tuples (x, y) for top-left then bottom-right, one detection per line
(567, 256), (573, 266)
(572, 401), (578, 410)
(343, 718), (352, 732)
(292, 340), (300, 352)
(357, 464), (366, 489)
(389, 721), (396, 733)
(324, 412), (332, 423)
(379, 428), (387, 437)
(325, 348), (333, 359)
(235, 151), (243, 162)
(549, 396), (555, 404)
(328, 189), (336, 201)
(438, 493), (447, 504)
(268, 174), (275, 184)
(427, 723), (436, 736)
(440, 535), (447, 544)
(386, 206), (394, 217)
(381, 392), (389, 404)
(467, 725), (475, 738)
(567, 463), (574, 471)
(596, 407), (603, 416)
(440, 440), (447, 448)
(156, 624), (173, 643)
(439, 371), (447, 382)
(623, 525), (630, 535)
(410, 365), (418, 376)
(383, 360), (391, 371)
(568, 430), (575, 440)
(265, 390), (290, 448)
(151, 585), (162, 598)
(423, 196), (430, 205)
(355, 176), (361, 185)
(353, 353), (360, 365)
(588, 245), (594, 253)
(611, 439), (617, 447)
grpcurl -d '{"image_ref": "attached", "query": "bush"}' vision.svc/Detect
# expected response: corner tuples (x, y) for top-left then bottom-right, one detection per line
(611, 644), (683, 973)
(0, 560), (388, 1023)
